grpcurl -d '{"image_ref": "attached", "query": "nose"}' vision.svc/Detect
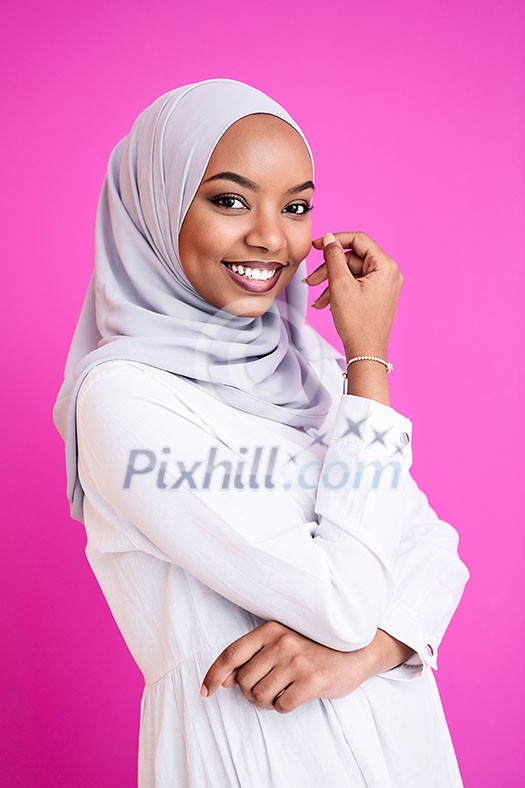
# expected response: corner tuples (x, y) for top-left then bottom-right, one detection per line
(243, 207), (287, 254)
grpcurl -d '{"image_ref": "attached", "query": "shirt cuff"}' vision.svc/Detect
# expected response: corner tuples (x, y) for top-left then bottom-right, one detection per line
(375, 597), (439, 681)
(330, 393), (413, 463)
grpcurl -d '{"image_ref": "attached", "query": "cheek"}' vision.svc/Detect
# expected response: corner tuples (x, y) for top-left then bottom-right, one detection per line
(288, 217), (312, 255)
(191, 214), (241, 260)
(179, 216), (220, 268)
(290, 227), (312, 263)
(205, 216), (243, 253)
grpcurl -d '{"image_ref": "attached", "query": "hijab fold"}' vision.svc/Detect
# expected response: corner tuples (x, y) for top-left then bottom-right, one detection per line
(52, 78), (341, 524)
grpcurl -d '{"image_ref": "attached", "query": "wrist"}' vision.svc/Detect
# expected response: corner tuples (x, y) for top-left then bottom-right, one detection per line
(357, 639), (382, 682)
(343, 639), (381, 685)
(343, 358), (391, 406)
(350, 630), (417, 683)
(373, 629), (417, 673)
(344, 344), (389, 362)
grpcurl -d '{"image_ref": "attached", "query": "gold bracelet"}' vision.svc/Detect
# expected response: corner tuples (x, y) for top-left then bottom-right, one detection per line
(342, 355), (394, 395)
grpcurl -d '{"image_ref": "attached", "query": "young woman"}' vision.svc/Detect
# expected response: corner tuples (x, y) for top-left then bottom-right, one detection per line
(53, 78), (470, 787)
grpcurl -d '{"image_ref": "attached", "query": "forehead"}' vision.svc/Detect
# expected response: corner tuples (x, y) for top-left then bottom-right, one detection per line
(203, 113), (313, 181)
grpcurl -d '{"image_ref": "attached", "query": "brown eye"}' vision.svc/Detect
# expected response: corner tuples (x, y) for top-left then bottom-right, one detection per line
(286, 203), (313, 215)
(210, 194), (247, 210)
(210, 195), (313, 215)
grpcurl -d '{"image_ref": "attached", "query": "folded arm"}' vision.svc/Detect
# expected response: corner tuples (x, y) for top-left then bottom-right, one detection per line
(76, 360), (468, 666)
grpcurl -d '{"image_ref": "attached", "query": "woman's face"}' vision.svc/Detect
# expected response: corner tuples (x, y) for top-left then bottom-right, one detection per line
(178, 113), (314, 317)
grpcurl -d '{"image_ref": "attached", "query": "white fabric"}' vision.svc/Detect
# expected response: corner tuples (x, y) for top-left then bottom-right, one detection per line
(75, 325), (470, 787)
(52, 77), (337, 525)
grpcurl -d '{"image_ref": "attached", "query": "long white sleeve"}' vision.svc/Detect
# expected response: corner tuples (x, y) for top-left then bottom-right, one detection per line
(314, 406), (470, 678)
(302, 339), (471, 679)
(76, 359), (432, 653)
(375, 471), (470, 678)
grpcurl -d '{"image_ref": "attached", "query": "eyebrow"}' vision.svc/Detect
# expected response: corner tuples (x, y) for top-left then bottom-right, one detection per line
(202, 171), (315, 195)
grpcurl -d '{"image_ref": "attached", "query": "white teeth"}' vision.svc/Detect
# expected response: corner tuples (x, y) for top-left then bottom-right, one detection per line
(224, 263), (279, 280)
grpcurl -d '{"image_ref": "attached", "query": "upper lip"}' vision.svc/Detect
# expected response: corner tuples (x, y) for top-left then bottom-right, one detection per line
(222, 260), (287, 270)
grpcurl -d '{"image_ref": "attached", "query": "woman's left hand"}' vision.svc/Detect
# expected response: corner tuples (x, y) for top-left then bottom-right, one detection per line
(199, 621), (373, 714)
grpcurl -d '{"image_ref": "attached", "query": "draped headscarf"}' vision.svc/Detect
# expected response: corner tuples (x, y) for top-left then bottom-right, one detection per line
(52, 77), (342, 523)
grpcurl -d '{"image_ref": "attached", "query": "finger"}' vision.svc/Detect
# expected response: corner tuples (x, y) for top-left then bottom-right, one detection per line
(200, 634), (265, 698)
(311, 285), (329, 309)
(234, 650), (279, 706)
(272, 678), (318, 715)
(303, 250), (364, 286)
(221, 670), (238, 688)
(313, 231), (386, 264)
(241, 663), (293, 710)
(322, 233), (359, 289)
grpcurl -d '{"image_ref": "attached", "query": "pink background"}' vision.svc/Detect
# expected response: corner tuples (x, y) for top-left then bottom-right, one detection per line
(2, 1), (523, 785)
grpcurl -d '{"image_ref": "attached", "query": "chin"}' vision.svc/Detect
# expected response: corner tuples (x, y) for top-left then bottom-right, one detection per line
(219, 293), (275, 318)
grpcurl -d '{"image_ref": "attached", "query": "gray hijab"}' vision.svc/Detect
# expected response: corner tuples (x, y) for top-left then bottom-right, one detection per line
(53, 77), (340, 523)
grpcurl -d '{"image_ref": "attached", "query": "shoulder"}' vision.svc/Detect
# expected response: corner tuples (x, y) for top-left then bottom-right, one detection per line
(75, 360), (221, 483)
(78, 359), (159, 402)
(76, 359), (196, 426)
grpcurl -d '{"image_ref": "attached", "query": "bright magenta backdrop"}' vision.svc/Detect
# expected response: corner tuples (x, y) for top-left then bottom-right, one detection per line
(2, 1), (523, 786)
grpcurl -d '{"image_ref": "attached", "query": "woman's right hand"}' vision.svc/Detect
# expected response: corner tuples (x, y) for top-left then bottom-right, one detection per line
(304, 231), (404, 359)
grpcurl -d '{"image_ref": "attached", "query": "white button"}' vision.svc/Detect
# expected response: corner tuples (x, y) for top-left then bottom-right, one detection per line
(400, 431), (410, 445)
(426, 643), (434, 656)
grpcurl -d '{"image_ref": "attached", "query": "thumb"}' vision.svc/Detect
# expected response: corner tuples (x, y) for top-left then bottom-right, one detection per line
(322, 233), (354, 283)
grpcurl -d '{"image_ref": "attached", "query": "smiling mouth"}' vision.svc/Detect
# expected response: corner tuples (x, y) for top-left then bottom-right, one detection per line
(221, 261), (286, 293)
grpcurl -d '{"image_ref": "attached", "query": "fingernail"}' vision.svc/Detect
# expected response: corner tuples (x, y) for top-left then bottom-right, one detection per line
(200, 685), (208, 699)
(310, 299), (319, 308)
(323, 233), (336, 248)
(301, 277), (309, 283)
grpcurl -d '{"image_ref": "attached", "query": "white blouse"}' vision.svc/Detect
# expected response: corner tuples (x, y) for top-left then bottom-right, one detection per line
(75, 327), (470, 787)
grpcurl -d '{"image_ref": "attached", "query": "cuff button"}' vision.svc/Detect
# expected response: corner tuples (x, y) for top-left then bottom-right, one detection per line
(400, 431), (410, 445)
